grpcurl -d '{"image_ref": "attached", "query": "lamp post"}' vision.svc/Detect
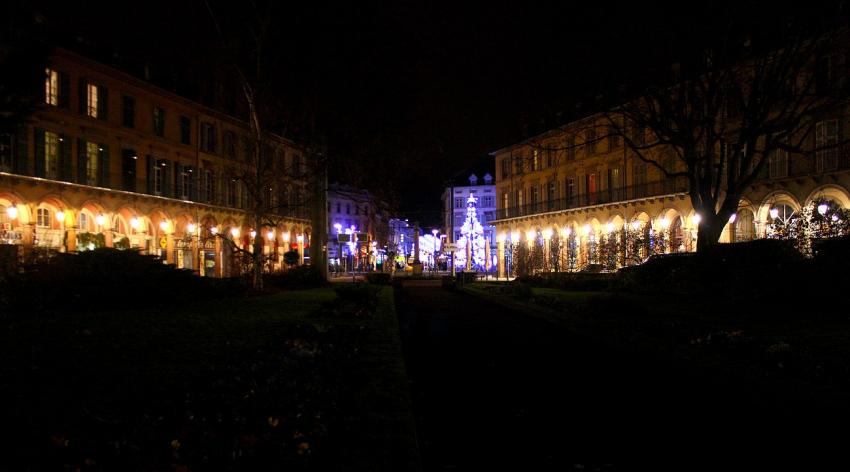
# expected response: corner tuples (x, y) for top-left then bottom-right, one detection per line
(334, 223), (342, 275)
(431, 228), (439, 274)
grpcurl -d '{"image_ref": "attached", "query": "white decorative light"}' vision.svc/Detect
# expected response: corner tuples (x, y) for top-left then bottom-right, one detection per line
(250, 230), (257, 238)
(55, 210), (65, 223)
(283, 232), (291, 242)
(230, 227), (240, 238)
(526, 229), (536, 241)
(210, 226), (219, 235)
(542, 228), (553, 240)
(832, 214), (840, 222)
(582, 225), (591, 236)
(606, 222), (614, 233)
(498, 232), (507, 243)
(659, 217), (670, 229)
(691, 214), (701, 226)
(187, 223), (196, 234)
(296, 234), (304, 243)
(728, 213), (736, 224)
(6, 206), (17, 219)
(95, 214), (105, 226)
(159, 220), (169, 232)
(511, 231), (520, 242)
(818, 203), (828, 215)
(267, 231), (275, 240)
(130, 217), (141, 230)
(769, 208), (779, 219)
(562, 227), (572, 238)
(631, 220), (642, 231)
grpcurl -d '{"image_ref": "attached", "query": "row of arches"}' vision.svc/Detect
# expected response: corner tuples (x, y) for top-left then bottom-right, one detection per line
(0, 192), (311, 277)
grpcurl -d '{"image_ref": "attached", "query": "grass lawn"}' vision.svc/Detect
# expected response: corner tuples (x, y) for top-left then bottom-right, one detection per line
(464, 281), (850, 409)
(0, 286), (419, 471)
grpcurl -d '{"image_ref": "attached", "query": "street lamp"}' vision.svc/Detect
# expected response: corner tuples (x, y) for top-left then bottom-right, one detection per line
(6, 205), (17, 220)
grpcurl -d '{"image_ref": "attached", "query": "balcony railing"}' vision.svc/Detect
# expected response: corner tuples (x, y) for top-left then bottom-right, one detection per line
(497, 177), (689, 220)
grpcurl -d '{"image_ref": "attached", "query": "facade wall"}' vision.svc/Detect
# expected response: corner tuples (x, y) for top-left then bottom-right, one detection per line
(0, 49), (311, 276)
(491, 112), (850, 274)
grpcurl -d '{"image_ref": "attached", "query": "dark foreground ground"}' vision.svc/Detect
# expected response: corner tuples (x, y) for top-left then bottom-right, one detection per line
(395, 280), (850, 471)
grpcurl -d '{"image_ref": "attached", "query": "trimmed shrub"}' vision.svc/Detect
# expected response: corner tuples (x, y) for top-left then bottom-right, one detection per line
(265, 266), (327, 289)
(0, 248), (228, 316)
(441, 275), (456, 291)
(364, 272), (391, 285)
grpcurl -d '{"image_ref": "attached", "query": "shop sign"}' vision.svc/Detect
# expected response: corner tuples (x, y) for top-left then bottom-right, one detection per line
(159, 237), (167, 249)
(176, 239), (191, 249)
(203, 239), (216, 249)
(0, 230), (23, 241)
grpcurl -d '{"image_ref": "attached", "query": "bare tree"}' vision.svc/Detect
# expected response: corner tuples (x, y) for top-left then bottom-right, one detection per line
(605, 28), (848, 250)
(205, 0), (328, 288)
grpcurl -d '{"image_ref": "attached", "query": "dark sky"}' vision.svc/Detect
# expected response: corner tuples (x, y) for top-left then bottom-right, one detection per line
(22, 0), (848, 225)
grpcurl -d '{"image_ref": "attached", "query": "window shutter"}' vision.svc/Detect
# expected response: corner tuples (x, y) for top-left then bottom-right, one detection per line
(146, 155), (155, 194)
(60, 135), (72, 181)
(77, 139), (87, 184)
(78, 78), (87, 114)
(98, 85), (108, 121)
(14, 124), (29, 175)
(34, 128), (45, 177)
(99, 145), (110, 187)
(59, 72), (70, 109)
(164, 161), (174, 197)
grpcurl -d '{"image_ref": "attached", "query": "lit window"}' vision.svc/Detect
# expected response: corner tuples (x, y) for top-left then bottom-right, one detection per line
(44, 131), (59, 179)
(78, 212), (89, 232)
(87, 83), (99, 118)
(86, 142), (99, 185)
(37, 208), (51, 228)
(45, 68), (59, 106)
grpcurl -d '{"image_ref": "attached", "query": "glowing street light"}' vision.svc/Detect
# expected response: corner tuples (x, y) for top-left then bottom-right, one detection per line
(659, 217), (670, 229)
(526, 229), (536, 242)
(818, 202), (829, 216)
(250, 230), (257, 239)
(728, 213), (736, 224)
(230, 227), (240, 238)
(691, 214), (701, 226)
(542, 227), (553, 240)
(605, 222), (614, 233)
(130, 217), (141, 230)
(769, 208), (779, 219)
(582, 224), (591, 236)
(159, 220), (170, 232)
(631, 220), (642, 231)
(187, 223), (196, 234)
(498, 232), (507, 243)
(6, 205), (17, 219)
(562, 227), (571, 238)
(511, 230), (520, 242)
(210, 226), (219, 235)
(95, 214), (105, 227)
(55, 210), (65, 223)
(267, 230), (275, 240)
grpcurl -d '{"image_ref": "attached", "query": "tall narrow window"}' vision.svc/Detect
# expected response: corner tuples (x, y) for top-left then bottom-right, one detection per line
(584, 129), (597, 156)
(180, 116), (191, 145)
(567, 177), (575, 206)
(0, 133), (11, 172)
(769, 148), (789, 179)
(86, 142), (99, 185)
(205, 170), (213, 202)
(180, 166), (190, 199)
(547, 181), (556, 211)
(123, 96), (135, 128)
(815, 119), (839, 172)
(501, 158), (510, 178)
(224, 131), (236, 158)
(201, 123), (216, 152)
(608, 168), (620, 201)
(153, 107), (165, 137)
(633, 162), (647, 197)
(587, 173), (598, 204)
(44, 131), (59, 179)
(608, 126), (620, 150)
(86, 83), (99, 118)
(566, 135), (576, 160)
(291, 154), (301, 175)
(45, 68), (59, 106)
(154, 159), (165, 195)
(532, 149), (539, 171)
(502, 192), (509, 218)
(37, 208), (51, 228)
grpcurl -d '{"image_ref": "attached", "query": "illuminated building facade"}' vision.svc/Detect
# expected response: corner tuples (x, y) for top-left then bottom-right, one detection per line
(0, 48), (311, 277)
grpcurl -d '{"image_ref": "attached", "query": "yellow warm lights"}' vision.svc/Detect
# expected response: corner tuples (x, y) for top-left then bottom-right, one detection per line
(230, 227), (240, 238)
(95, 214), (105, 226)
(55, 210), (65, 223)
(130, 217), (141, 230)
(6, 206), (18, 219)
(542, 228), (553, 239)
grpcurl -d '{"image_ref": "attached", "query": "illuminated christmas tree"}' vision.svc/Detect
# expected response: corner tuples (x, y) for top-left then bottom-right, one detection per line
(455, 193), (486, 270)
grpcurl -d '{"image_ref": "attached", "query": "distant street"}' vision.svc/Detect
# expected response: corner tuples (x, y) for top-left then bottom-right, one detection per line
(394, 281), (843, 470)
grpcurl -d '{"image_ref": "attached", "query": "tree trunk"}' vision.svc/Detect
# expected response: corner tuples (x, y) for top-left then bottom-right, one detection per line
(310, 155), (328, 280)
(253, 211), (263, 291)
(696, 213), (726, 252)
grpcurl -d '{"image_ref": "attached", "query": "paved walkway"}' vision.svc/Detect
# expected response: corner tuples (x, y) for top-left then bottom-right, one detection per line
(394, 280), (839, 470)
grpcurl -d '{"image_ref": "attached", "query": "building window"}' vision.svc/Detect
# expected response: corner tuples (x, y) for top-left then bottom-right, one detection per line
(546, 149), (554, 168)
(0, 133), (11, 172)
(501, 158), (510, 178)
(633, 162), (647, 197)
(584, 129), (596, 156)
(153, 107), (165, 137)
(566, 135), (576, 160)
(480, 196), (494, 207)
(86, 142), (99, 185)
(201, 122), (216, 152)
(180, 116), (191, 145)
(530, 186), (539, 211)
(179, 166), (190, 199)
(567, 177), (575, 205)
(37, 208), (51, 228)
(86, 83), (98, 118)
(78, 212), (89, 232)
(769, 148), (789, 179)
(815, 119), (838, 172)
(514, 153), (524, 174)
(734, 209), (755, 242)
(45, 68), (59, 106)
(122, 96), (135, 128)
(532, 149), (539, 171)
(205, 170), (213, 202)
(227, 179), (237, 207)
(154, 159), (165, 195)
(502, 192), (509, 216)
(632, 123), (646, 146)
(336, 202), (341, 213)
(547, 181), (556, 210)
(608, 126), (620, 151)
(291, 154), (301, 175)
(44, 131), (59, 179)
(455, 197), (464, 208)
(224, 131), (236, 158)
(346, 204), (351, 215)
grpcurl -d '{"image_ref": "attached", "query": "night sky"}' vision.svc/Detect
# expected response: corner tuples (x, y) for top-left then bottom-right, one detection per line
(20, 0), (846, 224)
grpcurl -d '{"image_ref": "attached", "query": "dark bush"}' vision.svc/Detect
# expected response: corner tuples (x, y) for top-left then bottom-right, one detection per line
(265, 266), (327, 289)
(441, 275), (456, 291)
(0, 248), (226, 316)
(516, 272), (619, 292)
(331, 283), (381, 316)
(455, 271), (477, 284)
(510, 281), (534, 300)
(364, 272), (391, 285)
